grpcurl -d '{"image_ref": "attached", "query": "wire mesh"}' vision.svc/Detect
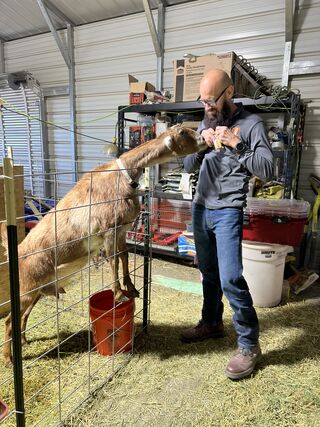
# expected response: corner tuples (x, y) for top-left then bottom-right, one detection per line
(0, 162), (152, 426)
(127, 197), (192, 256)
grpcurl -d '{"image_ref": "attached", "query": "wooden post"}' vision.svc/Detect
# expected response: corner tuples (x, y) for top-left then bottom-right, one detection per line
(3, 149), (26, 427)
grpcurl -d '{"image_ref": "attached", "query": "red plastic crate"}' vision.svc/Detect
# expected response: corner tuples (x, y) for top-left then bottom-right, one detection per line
(152, 199), (192, 233)
(243, 214), (307, 246)
(129, 93), (145, 104)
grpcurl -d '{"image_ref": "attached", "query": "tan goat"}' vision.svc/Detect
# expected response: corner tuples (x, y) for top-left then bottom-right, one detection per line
(2, 126), (205, 365)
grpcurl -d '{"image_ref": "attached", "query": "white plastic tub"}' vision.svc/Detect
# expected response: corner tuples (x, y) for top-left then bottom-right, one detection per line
(242, 241), (293, 307)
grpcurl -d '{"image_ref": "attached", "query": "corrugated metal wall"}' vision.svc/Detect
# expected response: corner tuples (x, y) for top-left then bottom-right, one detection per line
(291, 0), (320, 202)
(2, 0), (320, 202)
(0, 85), (45, 196)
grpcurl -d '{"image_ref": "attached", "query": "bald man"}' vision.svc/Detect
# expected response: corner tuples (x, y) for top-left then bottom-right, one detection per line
(181, 69), (274, 380)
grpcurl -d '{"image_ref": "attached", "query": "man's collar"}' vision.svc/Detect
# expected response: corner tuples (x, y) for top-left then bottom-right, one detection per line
(230, 103), (244, 123)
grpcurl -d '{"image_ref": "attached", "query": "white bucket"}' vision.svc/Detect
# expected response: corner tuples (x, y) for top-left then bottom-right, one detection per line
(242, 241), (293, 307)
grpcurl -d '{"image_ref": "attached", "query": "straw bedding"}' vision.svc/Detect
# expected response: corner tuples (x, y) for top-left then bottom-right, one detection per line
(1, 255), (320, 426)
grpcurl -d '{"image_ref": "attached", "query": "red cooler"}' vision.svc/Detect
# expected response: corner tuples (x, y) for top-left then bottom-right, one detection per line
(243, 198), (309, 247)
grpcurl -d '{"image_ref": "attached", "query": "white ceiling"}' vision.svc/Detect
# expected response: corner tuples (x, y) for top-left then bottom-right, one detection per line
(0, 0), (196, 42)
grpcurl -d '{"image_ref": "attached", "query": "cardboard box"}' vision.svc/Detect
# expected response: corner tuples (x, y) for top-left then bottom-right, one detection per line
(128, 74), (155, 105)
(173, 52), (257, 102)
(180, 121), (201, 130)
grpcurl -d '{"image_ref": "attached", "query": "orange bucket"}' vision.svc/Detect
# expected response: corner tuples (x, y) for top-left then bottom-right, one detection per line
(89, 290), (134, 356)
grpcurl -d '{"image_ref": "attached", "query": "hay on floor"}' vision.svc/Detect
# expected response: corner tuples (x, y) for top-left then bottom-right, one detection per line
(0, 255), (146, 426)
(65, 257), (320, 427)
(1, 255), (320, 426)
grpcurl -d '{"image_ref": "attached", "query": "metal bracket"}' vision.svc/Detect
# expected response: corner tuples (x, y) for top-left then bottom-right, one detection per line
(281, 0), (295, 86)
(42, 0), (75, 26)
(143, 0), (162, 57)
(42, 85), (69, 97)
(37, 0), (71, 68)
(289, 61), (320, 76)
(142, 0), (165, 91)
(0, 39), (4, 74)
(282, 41), (292, 87)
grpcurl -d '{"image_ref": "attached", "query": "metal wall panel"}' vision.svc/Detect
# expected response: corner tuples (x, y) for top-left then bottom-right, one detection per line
(0, 0), (188, 41)
(291, 1), (320, 203)
(74, 13), (157, 177)
(1, 0), (320, 203)
(0, 85), (45, 196)
(163, 0), (320, 205)
(164, 0), (285, 89)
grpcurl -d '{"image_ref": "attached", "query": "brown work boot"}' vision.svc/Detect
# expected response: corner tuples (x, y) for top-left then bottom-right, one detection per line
(225, 345), (262, 380)
(180, 320), (225, 343)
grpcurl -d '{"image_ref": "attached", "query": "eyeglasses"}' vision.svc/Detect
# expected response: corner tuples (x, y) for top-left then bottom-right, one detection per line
(197, 86), (229, 107)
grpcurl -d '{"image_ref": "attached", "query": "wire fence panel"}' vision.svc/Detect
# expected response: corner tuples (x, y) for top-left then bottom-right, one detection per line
(0, 164), (152, 426)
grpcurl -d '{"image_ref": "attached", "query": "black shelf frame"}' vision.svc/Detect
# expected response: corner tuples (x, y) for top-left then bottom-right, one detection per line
(118, 94), (304, 260)
(118, 95), (303, 196)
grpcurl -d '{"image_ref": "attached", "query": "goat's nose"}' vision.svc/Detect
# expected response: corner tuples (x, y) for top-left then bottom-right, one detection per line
(197, 134), (205, 146)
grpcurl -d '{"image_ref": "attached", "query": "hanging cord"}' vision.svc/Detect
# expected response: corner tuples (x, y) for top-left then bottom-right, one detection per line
(1, 105), (115, 145)
(0, 96), (131, 126)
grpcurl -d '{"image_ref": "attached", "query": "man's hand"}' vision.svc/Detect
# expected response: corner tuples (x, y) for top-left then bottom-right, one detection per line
(215, 126), (240, 149)
(201, 128), (223, 150)
(202, 127), (240, 150)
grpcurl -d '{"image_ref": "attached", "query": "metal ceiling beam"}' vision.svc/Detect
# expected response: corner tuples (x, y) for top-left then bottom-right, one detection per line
(143, 0), (165, 91)
(281, 0), (295, 87)
(156, 2), (165, 91)
(143, 0), (162, 58)
(67, 23), (78, 183)
(284, 0), (294, 43)
(42, 0), (75, 26)
(37, 0), (71, 68)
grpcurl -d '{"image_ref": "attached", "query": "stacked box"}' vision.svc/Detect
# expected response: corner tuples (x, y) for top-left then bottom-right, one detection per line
(128, 74), (155, 105)
(173, 52), (263, 102)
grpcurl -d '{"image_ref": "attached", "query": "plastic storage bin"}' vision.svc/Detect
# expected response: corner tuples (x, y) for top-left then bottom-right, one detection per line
(243, 198), (309, 246)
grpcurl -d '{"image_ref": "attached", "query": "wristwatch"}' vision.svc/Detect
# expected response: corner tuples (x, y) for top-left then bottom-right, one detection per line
(234, 141), (247, 154)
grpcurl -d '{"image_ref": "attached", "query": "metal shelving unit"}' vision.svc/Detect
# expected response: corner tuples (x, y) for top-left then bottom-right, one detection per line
(118, 94), (304, 258)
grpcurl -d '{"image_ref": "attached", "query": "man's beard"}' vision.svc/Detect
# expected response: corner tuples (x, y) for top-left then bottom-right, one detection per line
(203, 101), (234, 129)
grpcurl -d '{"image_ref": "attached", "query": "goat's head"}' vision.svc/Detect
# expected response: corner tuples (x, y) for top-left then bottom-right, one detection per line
(162, 125), (206, 157)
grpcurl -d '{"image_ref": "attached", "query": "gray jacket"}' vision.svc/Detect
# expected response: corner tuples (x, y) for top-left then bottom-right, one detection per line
(183, 104), (274, 209)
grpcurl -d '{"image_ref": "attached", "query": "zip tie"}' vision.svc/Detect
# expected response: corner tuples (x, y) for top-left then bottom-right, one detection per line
(0, 174), (14, 180)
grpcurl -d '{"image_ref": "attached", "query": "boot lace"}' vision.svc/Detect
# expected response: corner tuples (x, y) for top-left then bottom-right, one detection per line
(238, 347), (254, 357)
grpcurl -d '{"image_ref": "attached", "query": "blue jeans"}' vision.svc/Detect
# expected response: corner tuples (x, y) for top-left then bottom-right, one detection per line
(192, 203), (259, 348)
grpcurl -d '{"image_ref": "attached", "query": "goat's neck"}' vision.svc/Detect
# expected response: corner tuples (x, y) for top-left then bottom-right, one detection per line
(120, 136), (169, 171)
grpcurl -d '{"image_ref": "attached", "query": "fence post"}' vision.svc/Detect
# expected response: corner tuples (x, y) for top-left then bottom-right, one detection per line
(142, 190), (151, 331)
(3, 149), (26, 427)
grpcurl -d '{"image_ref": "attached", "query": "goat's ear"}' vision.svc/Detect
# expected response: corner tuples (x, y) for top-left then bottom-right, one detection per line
(163, 135), (174, 150)
(171, 124), (181, 130)
(177, 127), (187, 134)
